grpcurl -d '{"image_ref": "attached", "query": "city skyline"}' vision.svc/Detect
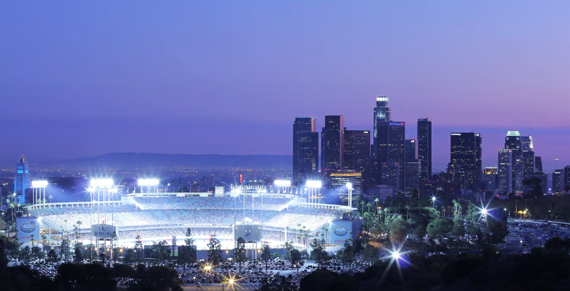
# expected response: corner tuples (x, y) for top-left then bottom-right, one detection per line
(3, 1), (570, 171)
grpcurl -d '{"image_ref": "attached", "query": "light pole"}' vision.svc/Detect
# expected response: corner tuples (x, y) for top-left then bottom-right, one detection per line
(431, 196), (436, 209)
(346, 182), (353, 208)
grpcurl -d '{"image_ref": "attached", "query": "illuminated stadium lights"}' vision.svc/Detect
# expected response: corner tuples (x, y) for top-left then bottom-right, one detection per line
(274, 180), (291, 187)
(31, 180), (48, 188)
(305, 180), (322, 188)
(32, 180), (48, 205)
(90, 178), (114, 188)
(346, 182), (353, 190)
(138, 178), (160, 187)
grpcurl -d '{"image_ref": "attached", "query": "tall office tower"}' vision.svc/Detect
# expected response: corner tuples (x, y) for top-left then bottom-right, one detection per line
(417, 118), (432, 181)
(405, 139), (417, 163)
(373, 96), (391, 140)
(404, 139), (420, 191)
(521, 135), (535, 179)
(380, 162), (400, 191)
(564, 165), (570, 191)
(321, 115), (344, 171)
(14, 155), (31, 204)
(482, 167), (498, 192)
(376, 121), (405, 191)
(293, 117), (319, 185)
(553, 169), (564, 193)
(535, 156), (543, 173)
(505, 131), (524, 192)
(450, 132), (482, 191)
(497, 149), (513, 194)
(343, 130), (370, 172)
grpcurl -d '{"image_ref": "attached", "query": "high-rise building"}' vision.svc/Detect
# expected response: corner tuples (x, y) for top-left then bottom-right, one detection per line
(14, 155), (31, 204)
(321, 115), (344, 171)
(505, 131), (524, 192)
(404, 139), (420, 191)
(293, 117), (319, 185)
(535, 156), (543, 173)
(380, 162), (400, 191)
(417, 118), (432, 181)
(564, 165), (570, 191)
(343, 130), (370, 172)
(521, 136), (535, 179)
(497, 149), (512, 194)
(553, 169), (564, 193)
(373, 96), (391, 140)
(450, 132), (482, 191)
(482, 167), (498, 192)
(376, 121), (405, 191)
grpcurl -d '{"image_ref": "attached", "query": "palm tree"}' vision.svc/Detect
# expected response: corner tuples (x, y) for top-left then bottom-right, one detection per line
(374, 198), (380, 210)
(48, 195), (53, 203)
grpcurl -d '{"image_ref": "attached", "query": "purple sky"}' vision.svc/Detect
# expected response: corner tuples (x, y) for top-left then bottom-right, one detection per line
(2, 1), (570, 170)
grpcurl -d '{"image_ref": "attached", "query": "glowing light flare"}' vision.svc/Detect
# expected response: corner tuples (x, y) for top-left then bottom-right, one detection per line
(431, 196), (436, 202)
(138, 178), (160, 186)
(90, 179), (114, 188)
(306, 180), (322, 188)
(274, 180), (291, 187)
(32, 180), (48, 188)
(346, 182), (353, 189)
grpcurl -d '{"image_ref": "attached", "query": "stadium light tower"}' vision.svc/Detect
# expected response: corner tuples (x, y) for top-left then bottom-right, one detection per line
(31, 180), (48, 205)
(305, 180), (322, 204)
(89, 179), (114, 202)
(274, 180), (291, 194)
(138, 178), (160, 193)
(346, 182), (353, 208)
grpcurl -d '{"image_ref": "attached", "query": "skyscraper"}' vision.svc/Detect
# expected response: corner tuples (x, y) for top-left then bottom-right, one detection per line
(343, 130), (370, 172)
(497, 149), (512, 194)
(376, 121), (405, 191)
(505, 131), (523, 192)
(417, 118), (432, 181)
(553, 169), (564, 193)
(373, 96), (391, 140)
(564, 165), (570, 192)
(14, 155), (31, 204)
(535, 156), (543, 173)
(521, 136), (535, 179)
(293, 117), (319, 185)
(482, 167), (498, 192)
(450, 132), (482, 191)
(404, 139), (420, 191)
(321, 115), (344, 171)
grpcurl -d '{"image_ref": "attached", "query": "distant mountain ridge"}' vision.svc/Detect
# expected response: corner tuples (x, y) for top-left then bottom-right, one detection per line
(66, 153), (292, 169)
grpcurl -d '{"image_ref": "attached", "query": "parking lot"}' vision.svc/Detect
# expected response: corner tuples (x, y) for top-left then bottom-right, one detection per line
(502, 220), (570, 254)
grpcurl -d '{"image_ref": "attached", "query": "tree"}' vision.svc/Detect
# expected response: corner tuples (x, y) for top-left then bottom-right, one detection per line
(485, 210), (508, 243)
(545, 237), (565, 253)
(427, 218), (453, 238)
(310, 238), (328, 267)
(233, 237), (247, 270)
(414, 224), (427, 241)
(152, 240), (171, 263)
(451, 218), (465, 237)
(207, 236), (223, 266)
(389, 216), (410, 243)
(290, 249), (302, 272)
(74, 245), (83, 263)
(341, 240), (354, 268)
(261, 244), (271, 273)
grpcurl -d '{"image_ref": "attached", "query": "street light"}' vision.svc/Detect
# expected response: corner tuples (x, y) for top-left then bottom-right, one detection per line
(431, 196), (437, 208)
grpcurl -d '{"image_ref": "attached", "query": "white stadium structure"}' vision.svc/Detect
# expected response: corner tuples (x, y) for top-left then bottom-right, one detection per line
(25, 192), (354, 250)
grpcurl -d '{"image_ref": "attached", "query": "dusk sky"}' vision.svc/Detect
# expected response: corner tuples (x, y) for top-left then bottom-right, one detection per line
(2, 1), (570, 170)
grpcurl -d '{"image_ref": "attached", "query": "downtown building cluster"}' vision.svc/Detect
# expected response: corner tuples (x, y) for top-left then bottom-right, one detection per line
(293, 96), (554, 201)
(292, 97), (432, 199)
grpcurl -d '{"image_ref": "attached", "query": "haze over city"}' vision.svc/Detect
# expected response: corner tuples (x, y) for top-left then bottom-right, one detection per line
(2, 1), (570, 170)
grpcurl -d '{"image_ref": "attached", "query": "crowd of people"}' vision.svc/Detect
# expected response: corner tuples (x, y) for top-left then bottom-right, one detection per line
(133, 195), (294, 211)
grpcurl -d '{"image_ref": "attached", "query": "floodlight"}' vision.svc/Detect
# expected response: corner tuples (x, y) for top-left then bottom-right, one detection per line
(391, 251), (401, 260)
(32, 180), (48, 188)
(431, 197), (436, 201)
(481, 208), (488, 215)
(90, 179), (114, 188)
(138, 178), (160, 187)
(274, 180), (291, 187)
(306, 180), (322, 188)
(346, 182), (353, 189)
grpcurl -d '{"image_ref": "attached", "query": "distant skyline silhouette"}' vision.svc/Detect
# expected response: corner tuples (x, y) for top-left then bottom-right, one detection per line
(2, 1), (570, 170)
